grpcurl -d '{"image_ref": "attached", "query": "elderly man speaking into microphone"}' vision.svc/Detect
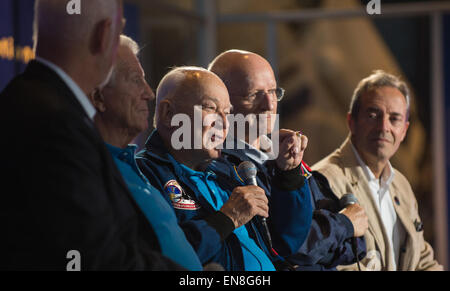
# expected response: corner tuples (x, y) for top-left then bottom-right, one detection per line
(136, 67), (312, 271)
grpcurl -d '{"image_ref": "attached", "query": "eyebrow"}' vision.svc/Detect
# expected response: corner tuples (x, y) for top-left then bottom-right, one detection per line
(390, 112), (404, 119)
(202, 97), (233, 110)
(366, 107), (404, 118)
(202, 97), (222, 104)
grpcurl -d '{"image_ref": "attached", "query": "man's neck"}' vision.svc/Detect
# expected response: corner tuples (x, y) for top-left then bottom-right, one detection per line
(95, 117), (134, 149)
(357, 149), (388, 179)
(245, 135), (261, 150)
(168, 148), (206, 171)
(38, 53), (98, 96)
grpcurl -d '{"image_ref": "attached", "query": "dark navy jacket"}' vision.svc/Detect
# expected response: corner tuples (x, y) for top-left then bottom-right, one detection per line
(219, 145), (367, 271)
(136, 131), (312, 270)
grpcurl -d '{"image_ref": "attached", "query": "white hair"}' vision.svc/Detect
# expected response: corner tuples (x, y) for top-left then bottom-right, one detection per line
(119, 34), (140, 55)
(102, 35), (140, 88)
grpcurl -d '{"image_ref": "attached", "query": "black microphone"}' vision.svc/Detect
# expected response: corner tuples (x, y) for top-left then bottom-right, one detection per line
(340, 193), (359, 208)
(237, 161), (273, 251)
(339, 193), (362, 271)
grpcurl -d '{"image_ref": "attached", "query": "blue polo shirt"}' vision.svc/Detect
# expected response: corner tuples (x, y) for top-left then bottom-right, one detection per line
(106, 144), (202, 271)
(179, 163), (275, 271)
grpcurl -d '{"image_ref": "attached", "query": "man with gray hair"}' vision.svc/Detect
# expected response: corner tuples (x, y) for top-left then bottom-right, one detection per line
(0, 1), (179, 270)
(313, 70), (443, 271)
(89, 35), (202, 271)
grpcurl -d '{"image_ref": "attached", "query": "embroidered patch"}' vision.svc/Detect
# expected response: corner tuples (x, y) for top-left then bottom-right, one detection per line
(164, 180), (201, 211)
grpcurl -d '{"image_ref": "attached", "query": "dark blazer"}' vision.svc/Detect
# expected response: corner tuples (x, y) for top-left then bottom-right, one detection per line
(0, 61), (183, 271)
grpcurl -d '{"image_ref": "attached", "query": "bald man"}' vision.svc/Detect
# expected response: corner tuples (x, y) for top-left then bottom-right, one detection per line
(0, 1), (179, 270)
(209, 50), (368, 271)
(137, 67), (309, 270)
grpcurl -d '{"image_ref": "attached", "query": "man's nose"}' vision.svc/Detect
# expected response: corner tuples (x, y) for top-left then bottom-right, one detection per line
(142, 81), (155, 101)
(259, 91), (275, 111)
(212, 113), (228, 130)
(377, 115), (391, 132)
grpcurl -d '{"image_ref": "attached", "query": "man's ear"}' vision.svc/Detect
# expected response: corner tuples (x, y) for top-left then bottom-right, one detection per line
(90, 19), (113, 55)
(400, 121), (410, 142)
(89, 89), (107, 113)
(158, 100), (175, 128)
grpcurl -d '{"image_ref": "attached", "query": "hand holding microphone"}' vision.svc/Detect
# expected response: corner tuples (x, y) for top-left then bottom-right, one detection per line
(339, 194), (368, 237)
(340, 194), (367, 271)
(219, 161), (269, 229)
(220, 185), (269, 229)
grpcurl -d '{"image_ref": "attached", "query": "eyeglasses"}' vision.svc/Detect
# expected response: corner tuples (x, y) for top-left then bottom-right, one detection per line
(241, 88), (285, 104)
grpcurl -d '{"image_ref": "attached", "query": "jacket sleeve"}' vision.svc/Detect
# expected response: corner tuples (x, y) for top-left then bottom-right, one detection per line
(410, 192), (443, 271)
(268, 164), (313, 256)
(288, 209), (366, 268)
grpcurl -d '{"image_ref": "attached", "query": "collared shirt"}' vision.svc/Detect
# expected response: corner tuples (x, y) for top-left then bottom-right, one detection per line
(35, 57), (96, 120)
(106, 143), (203, 271)
(350, 143), (406, 270)
(224, 137), (270, 165)
(178, 162), (276, 271)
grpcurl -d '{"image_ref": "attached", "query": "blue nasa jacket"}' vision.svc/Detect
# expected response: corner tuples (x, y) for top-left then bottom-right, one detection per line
(219, 143), (367, 271)
(136, 131), (312, 271)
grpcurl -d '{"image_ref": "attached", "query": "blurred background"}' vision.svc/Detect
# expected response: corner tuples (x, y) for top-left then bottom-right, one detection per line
(1, 0), (449, 270)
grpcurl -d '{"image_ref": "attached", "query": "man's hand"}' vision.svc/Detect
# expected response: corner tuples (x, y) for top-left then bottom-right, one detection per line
(220, 186), (269, 229)
(340, 204), (369, 237)
(275, 129), (308, 171)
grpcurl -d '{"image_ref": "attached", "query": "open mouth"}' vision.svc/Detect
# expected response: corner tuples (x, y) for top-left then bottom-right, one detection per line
(211, 134), (224, 143)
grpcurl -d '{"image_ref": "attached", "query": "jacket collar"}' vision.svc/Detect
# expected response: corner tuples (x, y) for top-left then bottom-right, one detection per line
(24, 60), (94, 127)
(223, 138), (270, 166)
(143, 130), (174, 164)
(35, 57), (96, 120)
(142, 130), (222, 213)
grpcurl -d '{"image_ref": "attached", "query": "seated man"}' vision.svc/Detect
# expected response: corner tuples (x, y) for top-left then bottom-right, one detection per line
(136, 67), (312, 270)
(208, 49), (367, 271)
(0, 0), (177, 270)
(313, 70), (443, 271)
(88, 35), (202, 271)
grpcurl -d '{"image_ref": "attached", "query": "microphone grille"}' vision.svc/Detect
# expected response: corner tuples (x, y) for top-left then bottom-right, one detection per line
(340, 193), (359, 208)
(237, 161), (258, 181)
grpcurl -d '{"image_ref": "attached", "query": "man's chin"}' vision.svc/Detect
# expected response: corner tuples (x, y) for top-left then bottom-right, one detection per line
(207, 148), (221, 160)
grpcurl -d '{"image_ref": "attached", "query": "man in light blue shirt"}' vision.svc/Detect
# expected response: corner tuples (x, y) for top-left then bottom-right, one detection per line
(89, 35), (202, 271)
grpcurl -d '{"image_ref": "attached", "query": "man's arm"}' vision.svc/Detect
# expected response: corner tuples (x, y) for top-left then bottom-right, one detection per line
(268, 164), (313, 256)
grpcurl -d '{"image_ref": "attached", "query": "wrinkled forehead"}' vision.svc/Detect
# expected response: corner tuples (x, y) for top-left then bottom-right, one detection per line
(117, 45), (142, 69)
(361, 86), (409, 112)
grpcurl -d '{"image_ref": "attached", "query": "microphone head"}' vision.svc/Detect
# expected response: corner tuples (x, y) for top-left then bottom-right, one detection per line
(340, 193), (359, 208)
(237, 161), (258, 185)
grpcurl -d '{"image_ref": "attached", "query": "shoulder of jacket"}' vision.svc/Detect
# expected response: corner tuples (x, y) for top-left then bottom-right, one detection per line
(392, 168), (418, 207)
(312, 152), (343, 178)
